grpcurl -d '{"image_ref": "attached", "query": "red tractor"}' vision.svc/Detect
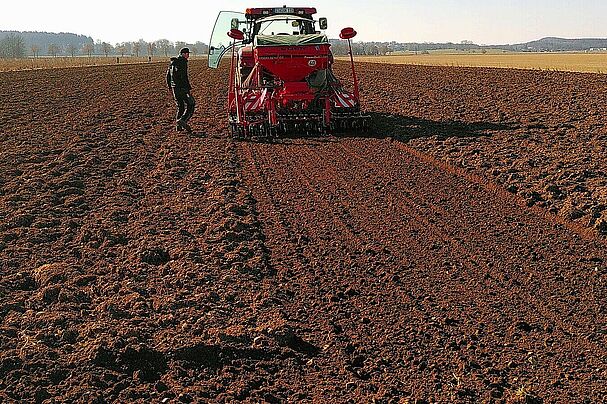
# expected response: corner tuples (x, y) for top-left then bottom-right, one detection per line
(208, 6), (369, 138)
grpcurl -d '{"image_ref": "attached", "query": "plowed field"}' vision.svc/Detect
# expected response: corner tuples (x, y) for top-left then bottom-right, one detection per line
(1, 61), (606, 403)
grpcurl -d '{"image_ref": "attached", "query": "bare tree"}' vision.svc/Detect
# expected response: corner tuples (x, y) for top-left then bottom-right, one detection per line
(48, 43), (61, 57)
(82, 42), (94, 57)
(330, 41), (348, 56)
(9, 34), (25, 58)
(174, 41), (186, 53)
(31, 44), (40, 58)
(101, 42), (113, 57)
(156, 39), (172, 57)
(66, 44), (77, 57)
(115, 42), (128, 57)
(0, 33), (26, 58)
(366, 44), (379, 55)
(132, 41), (141, 57)
(353, 43), (364, 56)
(147, 41), (156, 57)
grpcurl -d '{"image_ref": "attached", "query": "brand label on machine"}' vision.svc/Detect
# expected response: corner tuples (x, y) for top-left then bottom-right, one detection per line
(274, 7), (295, 13)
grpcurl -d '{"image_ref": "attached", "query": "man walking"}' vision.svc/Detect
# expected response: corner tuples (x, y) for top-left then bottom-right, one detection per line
(166, 47), (195, 133)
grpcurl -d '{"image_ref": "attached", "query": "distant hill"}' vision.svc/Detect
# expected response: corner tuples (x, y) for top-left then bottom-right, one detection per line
(0, 31), (93, 56)
(509, 37), (607, 52)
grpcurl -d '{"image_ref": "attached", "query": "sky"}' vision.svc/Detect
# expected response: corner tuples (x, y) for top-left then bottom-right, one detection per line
(1, 0), (606, 45)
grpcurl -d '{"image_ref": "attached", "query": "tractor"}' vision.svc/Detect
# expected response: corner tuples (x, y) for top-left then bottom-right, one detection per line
(208, 6), (369, 138)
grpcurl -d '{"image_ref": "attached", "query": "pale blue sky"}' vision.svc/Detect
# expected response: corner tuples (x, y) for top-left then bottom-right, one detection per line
(1, 0), (606, 45)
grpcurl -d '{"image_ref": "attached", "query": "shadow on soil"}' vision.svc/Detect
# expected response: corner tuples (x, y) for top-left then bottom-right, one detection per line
(241, 112), (517, 145)
(172, 344), (277, 369)
(362, 112), (518, 141)
(170, 339), (320, 370)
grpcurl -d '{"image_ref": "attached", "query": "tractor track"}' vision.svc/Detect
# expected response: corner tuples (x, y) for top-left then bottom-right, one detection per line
(240, 141), (444, 398)
(334, 139), (606, 356)
(278, 137), (605, 353)
(238, 136), (607, 401)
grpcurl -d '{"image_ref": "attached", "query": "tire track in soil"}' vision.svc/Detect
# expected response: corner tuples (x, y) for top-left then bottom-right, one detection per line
(241, 140), (508, 400)
(324, 138), (607, 387)
(335, 139), (607, 346)
(332, 139), (607, 387)
(286, 139), (607, 399)
(242, 142), (423, 400)
(241, 140), (484, 400)
(238, 137), (607, 402)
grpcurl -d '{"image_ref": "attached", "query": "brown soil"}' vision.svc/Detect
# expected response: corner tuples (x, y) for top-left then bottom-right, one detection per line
(1, 60), (606, 403)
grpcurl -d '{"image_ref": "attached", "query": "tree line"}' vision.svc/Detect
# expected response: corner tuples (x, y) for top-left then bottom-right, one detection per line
(329, 40), (391, 56)
(7, 30), (603, 59)
(0, 34), (26, 58)
(0, 32), (209, 58)
(329, 40), (491, 56)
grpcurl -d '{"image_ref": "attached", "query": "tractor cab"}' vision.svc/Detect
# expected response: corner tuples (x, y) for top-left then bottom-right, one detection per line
(250, 14), (317, 37)
(208, 7), (327, 69)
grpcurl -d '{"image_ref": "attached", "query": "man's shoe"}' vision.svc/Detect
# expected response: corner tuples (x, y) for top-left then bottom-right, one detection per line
(176, 124), (184, 132)
(179, 120), (193, 134)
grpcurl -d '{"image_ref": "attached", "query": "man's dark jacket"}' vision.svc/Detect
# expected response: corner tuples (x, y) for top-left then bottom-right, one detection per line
(166, 56), (192, 91)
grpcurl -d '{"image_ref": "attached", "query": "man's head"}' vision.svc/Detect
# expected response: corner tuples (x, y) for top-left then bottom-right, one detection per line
(180, 47), (190, 59)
